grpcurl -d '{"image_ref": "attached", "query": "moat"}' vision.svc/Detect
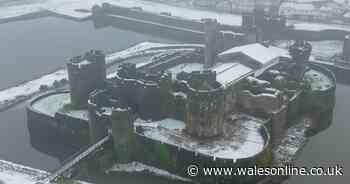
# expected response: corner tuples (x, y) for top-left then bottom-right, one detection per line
(0, 5), (348, 184)
(0, 16), (181, 184)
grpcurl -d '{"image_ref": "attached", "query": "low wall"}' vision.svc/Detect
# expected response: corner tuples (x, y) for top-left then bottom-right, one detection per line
(96, 14), (204, 43)
(92, 4), (245, 43)
(99, 3), (240, 32)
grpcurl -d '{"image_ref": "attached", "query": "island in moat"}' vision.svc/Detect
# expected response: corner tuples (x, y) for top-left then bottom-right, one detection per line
(25, 17), (336, 184)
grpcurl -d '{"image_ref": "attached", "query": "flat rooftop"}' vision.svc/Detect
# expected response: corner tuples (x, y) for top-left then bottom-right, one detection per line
(167, 62), (253, 87)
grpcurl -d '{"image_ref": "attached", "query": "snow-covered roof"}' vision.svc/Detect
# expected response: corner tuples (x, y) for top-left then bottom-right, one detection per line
(212, 63), (253, 86)
(167, 63), (204, 79)
(281, 2), (316, 11)
(218, 43), (284, 69)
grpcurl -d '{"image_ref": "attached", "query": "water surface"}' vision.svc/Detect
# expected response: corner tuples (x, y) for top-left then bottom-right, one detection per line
(0, 16), (176, 89)
(0, 16), (176, 172)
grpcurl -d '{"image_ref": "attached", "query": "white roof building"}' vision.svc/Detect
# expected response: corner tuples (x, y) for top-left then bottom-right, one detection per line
(212, 62), (253, 87)
(218, 43), (288, 77)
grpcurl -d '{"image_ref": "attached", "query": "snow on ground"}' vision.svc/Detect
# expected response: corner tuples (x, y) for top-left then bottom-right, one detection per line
(0, 69), (67, 103)
(304, 69), (334, 91)
(291, 21), (350, 32)
(0, 3), (43, 20)
(2, 0), (350, 32)
(108, 161), (191, 182)
(104, 0), (242, 26)
(63, 109), (90, 121)
(44, 0), (97, 19)
(0, 160), (49, 184)
(0, 172), (36, 184)
(136, 114), (267, 161)
(0, 42), (200, 110)
(0, 0), (242, 25)
(0, 159), (91, 184)
(273, 119), (310, 165)
(30, 92), (89, 121)
(31, 92), (70, 116)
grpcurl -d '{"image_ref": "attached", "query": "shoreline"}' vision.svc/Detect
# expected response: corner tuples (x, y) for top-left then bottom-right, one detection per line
(0, 42), (202, 112)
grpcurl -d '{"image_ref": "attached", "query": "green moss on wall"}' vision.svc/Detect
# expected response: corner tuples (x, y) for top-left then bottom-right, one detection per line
(256, 146), (273, 167)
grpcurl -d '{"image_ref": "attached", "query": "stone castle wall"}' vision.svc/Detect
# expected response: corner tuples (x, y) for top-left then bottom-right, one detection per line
(132, 124), (271, 184)
(26, 91), (89, 149)
(184, 86), (226, 137)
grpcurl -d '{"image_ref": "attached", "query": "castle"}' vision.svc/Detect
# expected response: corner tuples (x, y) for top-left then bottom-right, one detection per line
(26, 19), (335, 184)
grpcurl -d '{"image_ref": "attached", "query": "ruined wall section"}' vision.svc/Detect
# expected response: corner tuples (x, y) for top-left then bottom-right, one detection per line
(109, 64), (173, 121)
(236, 77), (288, 145)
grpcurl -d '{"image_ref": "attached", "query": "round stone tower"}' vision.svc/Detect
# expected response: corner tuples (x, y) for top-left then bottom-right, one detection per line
(343, 35), (350, 61)
(111, 107), (134, 163)
(184, 71), (225, 138)
(67, 50), (106, 108)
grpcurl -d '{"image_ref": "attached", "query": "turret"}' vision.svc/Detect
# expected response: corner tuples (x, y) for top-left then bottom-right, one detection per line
(289, 40), (312, 65)
(67, 50), (106, 109)
(289, 40), (312, 81)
